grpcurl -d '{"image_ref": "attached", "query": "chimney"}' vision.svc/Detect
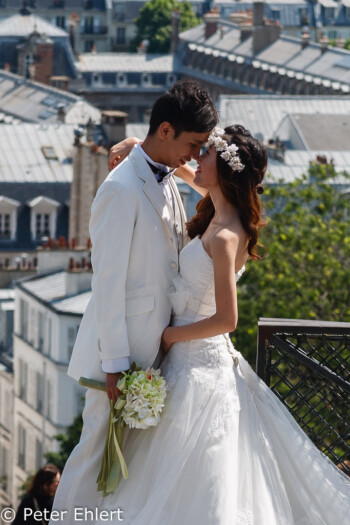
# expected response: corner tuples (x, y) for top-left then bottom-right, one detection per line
(252, 2), (280, 54)
(301, 31), (310, 49)
(68, 13), (81, 56)
(101, 110), (128, 145)
(320, 35), (329, 54)
(335, 36), (345, 48)
(57, 103), (66, 123)
(34, 35), (54, 85)
(253, 1), (264, 26)
(171, 9), (181, 54)
(204, 10), (220, 40)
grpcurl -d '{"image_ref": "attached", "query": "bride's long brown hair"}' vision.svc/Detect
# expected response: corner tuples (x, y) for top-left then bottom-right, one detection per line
(187, 124), (268, 260)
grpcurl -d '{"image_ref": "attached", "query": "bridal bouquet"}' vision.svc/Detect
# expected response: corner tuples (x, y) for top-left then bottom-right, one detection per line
(79, 363), (167, 496)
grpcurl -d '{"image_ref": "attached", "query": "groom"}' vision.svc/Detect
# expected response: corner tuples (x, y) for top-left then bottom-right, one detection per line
(50, 81), (218, 523)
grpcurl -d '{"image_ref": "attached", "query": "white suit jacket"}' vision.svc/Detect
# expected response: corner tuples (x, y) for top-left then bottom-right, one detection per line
(68, 146), (188, 382)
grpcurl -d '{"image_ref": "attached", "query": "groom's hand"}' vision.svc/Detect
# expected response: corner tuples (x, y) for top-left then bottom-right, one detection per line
(106, 372), (122, 405)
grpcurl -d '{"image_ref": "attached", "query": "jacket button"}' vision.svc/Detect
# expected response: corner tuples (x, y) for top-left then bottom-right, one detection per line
(170, 262), (177, 270)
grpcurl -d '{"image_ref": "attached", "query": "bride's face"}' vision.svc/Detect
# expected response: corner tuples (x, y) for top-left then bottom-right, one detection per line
(194, 146), (218, 188)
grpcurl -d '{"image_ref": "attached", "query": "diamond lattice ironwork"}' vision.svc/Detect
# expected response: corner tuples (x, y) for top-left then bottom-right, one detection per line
(257, 319), (350, 476)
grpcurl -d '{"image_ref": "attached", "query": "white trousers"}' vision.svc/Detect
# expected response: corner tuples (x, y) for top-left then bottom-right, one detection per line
(49, 388), (110, 524)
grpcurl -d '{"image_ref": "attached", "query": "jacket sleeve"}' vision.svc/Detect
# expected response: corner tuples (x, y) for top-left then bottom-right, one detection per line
(90, 179), (137, 362)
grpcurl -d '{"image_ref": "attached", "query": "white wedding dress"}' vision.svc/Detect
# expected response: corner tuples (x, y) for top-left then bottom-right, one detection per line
(96, 236), (350, 525)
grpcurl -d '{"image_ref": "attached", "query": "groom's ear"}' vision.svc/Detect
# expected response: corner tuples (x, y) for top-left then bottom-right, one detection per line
(158, 122), (175, 141)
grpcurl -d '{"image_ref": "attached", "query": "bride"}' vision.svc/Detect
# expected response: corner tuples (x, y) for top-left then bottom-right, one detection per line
(97, 125), (349, 524)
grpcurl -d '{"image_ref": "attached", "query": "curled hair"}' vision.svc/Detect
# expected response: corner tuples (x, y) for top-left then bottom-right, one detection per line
(27, 464), (60, 498)
(187, 124), (268, 260)
(148, 81), (218, 137)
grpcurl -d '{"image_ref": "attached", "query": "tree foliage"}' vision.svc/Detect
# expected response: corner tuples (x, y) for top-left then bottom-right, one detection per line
(232, 164), (350, 365)
(131, 0), (200, 53)
(45, 412), (83, 472)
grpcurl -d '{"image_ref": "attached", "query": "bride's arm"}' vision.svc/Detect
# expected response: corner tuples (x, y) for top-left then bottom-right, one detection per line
(174, 164), (208, 197)
(109, 137), (141, 170)
(109, 138), (208, 197)
(161, 233), (239, 351)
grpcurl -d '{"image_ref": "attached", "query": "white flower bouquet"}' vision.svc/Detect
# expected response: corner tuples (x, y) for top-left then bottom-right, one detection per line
(79, 362), (167, 496)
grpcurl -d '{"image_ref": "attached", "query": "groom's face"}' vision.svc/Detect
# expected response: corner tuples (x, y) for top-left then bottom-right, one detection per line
(160, 126), (211, 168)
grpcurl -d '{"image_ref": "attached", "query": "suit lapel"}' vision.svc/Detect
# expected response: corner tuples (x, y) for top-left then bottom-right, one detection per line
(129, 147), (176, 242)
(169, 177), (188, 251)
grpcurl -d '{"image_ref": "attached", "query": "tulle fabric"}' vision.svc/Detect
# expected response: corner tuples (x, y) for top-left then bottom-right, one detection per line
(96, 237), (350, 524)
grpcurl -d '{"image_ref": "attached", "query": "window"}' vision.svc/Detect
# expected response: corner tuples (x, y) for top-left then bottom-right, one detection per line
(20, 299), (29, 340)
(28, 196), (59, 241)
(0, 213), (10, 238)
(18, 425), (26, 469)
(0, 445), (8, 490)
(36, 213), (50, 239)
(38, 312), (44, 352)
(19, 359), (28, 401)
(325, 7), (335, 19)
(84, 16), (94, 34)
(67, 326), (78, 360)
(84, 41), (94, 52)
(114, 3), (126, 21)
(56, 16), (66, 29)
(117, 73), (127, 87)
(35, 439), (43, 471)
(141, 73), (152, 87)
(76, 389), (84, 415)
(36, 372), (44, 413)
(116, 27), (126, 45)
(42, 146), (58, 160)
(47, 318), (52, 356)
(346, 7), (350, 20)
(46, 380), (53, 420)
(0, 195), (20, 240)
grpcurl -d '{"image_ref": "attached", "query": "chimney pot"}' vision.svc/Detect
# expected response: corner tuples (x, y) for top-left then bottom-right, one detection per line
(204, 10), (220, 40)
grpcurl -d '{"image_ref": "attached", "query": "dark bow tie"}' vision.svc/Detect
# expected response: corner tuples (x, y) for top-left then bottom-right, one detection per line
(147, 161), (169, 183)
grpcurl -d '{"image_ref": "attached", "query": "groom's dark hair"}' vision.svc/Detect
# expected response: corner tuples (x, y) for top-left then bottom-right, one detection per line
(148, 81), (218, 137)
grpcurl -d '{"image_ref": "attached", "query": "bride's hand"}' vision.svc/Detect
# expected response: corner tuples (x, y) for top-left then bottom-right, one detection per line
(109, 136), (141, 170)
(161, 327), (175, 353)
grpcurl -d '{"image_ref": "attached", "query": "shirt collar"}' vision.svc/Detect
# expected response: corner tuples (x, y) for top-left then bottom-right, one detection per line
(137, 143), (175, 179)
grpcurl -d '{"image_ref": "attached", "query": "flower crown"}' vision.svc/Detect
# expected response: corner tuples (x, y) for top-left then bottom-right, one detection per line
(207, 128), (245, 172)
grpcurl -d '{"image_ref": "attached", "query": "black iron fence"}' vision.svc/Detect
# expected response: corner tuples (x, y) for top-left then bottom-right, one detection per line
(256, 318), (350, 475)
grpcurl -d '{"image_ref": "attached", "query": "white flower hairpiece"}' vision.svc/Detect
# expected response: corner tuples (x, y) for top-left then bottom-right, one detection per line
(207, 128), (245, 172)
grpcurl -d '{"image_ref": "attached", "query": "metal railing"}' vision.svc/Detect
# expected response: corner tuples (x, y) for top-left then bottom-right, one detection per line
(256, 318), (350, 475)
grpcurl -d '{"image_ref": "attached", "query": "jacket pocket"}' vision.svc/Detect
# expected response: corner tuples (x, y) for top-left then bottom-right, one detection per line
(126, 292), (155, 317)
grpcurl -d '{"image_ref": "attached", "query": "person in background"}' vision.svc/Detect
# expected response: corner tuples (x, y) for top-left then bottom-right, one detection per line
(13, 464), (60, 525)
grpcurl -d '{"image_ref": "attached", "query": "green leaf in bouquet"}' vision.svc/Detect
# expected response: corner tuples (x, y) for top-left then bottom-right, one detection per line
(96, 401), (127, 497)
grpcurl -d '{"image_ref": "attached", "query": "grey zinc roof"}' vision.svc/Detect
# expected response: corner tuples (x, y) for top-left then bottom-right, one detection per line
(54, 290), (92, 315)
(291, 114), (350, 151)
(0, 70), (100, 125)
(180, 22), (350, 87)
(0, 14), (68, 37)
(267, 150), (350, 183)
(218, 95), (350, 143)
(77, 53), (174, 73)
(21, 271), (66, 301)
(0, 289), (15, 301)
(19, 272), (91, 315)
(0, 123), (75, 183)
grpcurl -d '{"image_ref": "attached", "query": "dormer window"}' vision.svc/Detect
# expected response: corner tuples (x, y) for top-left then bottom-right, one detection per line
(28, 196), (60, 241)
(117, 73), (127, 87)
(141, 73), (152, 87)
(0, 196), (20, 240)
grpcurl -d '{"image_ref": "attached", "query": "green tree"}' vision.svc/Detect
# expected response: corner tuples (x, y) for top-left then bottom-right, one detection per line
(232, 164), (350, 366)
(344, 39), (350, 50)
(131, 0), (200, 53)
(45, 412), (83, 472)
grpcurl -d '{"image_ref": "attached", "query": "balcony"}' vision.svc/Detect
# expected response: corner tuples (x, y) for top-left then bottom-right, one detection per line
(257, 318), (350, 475)
(82, 25), (108, 35)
